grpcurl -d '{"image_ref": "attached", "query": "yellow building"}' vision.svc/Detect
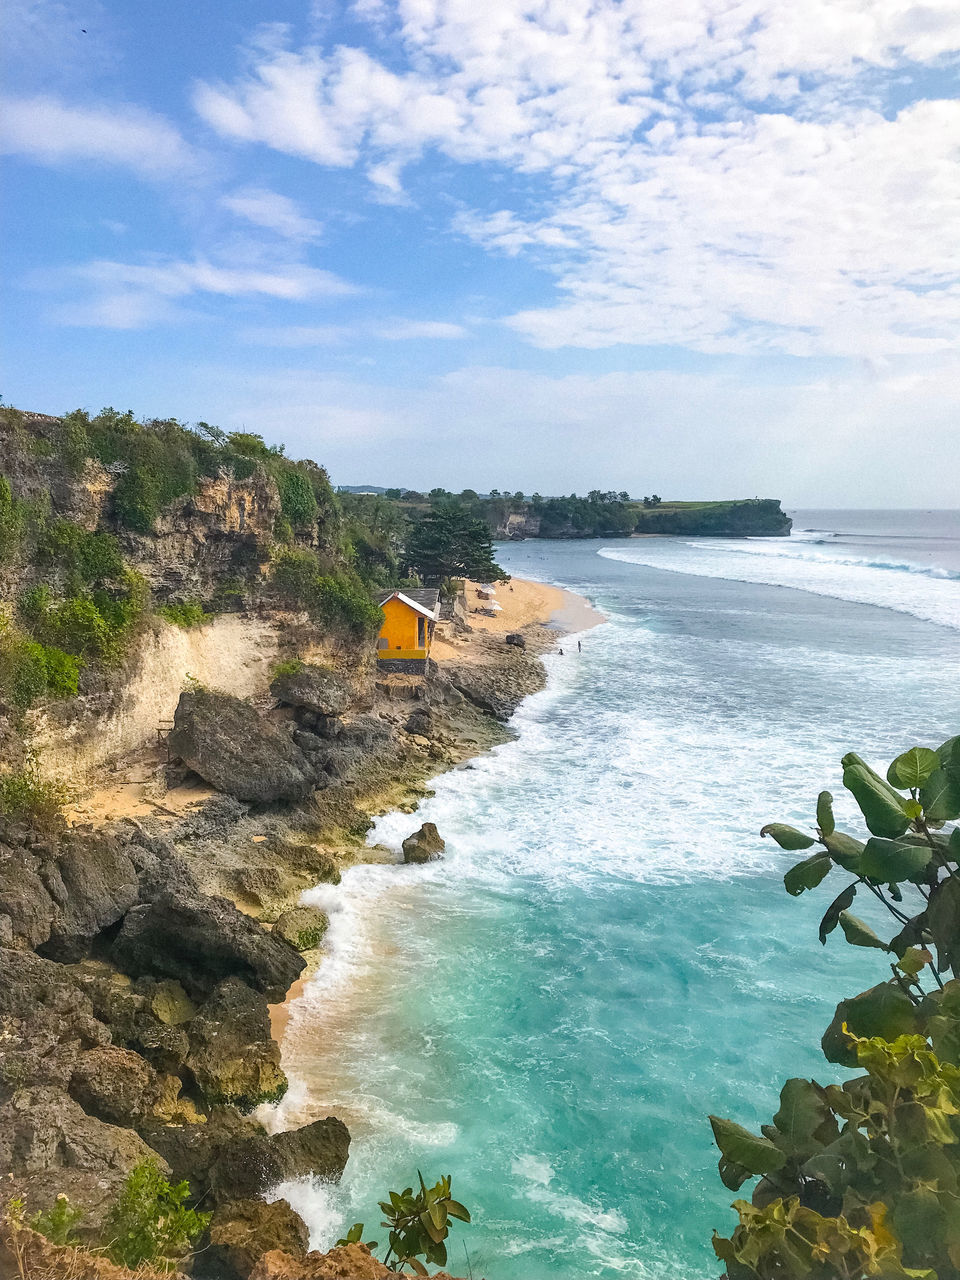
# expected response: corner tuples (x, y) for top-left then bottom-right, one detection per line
(376, 588), (441, 673)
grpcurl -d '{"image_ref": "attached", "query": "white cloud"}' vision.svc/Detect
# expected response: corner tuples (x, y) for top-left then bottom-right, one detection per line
(193, 1), (960, 358)
(222, 186), (324, 240)
(240, 318), (468, 344)
(40, 256), (359, 329)
(0, 95), (199, 179)
(173, 356), (960, 506)
(373, 319), (467, 339)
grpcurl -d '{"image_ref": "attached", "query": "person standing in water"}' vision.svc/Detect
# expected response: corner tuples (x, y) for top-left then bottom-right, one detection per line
(577, 640), (582, 653)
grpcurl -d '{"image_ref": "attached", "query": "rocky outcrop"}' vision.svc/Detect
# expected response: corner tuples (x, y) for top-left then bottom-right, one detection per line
(271, 663), (352, 717)
(111, 886), (305, 1001)
(69, 1045), (187, 1126)
(0, 1219), (183, 1280)
(0, 1085), (169, 1228)
(186, 978), (287, 1111)
(273, 905), (328, 951)
(249, 1244), (464, 1280)
(0, 829), (138, 959)
(445, 652), (547, 721)
(402, 822), (445, 864)
(205, 1199), (309, 1280)
(168, 689), (318, 804)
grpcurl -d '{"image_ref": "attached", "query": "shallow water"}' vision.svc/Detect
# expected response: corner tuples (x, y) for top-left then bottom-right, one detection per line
(267, 518), (959, 1279)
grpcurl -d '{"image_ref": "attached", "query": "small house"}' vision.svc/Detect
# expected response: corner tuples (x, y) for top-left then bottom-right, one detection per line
(376, 588), (441, 674)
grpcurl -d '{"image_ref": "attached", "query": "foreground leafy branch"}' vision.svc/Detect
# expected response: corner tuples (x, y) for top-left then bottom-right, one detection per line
(337, 1173), (471, 1274)
(710, 735), (960, 1279)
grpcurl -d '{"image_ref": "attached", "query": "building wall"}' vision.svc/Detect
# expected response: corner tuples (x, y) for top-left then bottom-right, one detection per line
(378, 596), (430, 661)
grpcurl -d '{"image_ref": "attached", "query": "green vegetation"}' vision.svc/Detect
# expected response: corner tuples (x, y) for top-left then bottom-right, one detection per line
(103, 1160), (210, 1272)
(12, 1162), (210, 1273)
(0, 617), (81, 708)
(0, 753), (74, 829)
(156, 601), (206, 628)
(270, 657), (305, 680)
(337, 1173), (471, 1273)
(710, 735), (960, 1279)
(29, 1195), (84, 1247)
(404, 505), (505, 583)
(20, 571), (147, 666)
(272, 549), (383, 637)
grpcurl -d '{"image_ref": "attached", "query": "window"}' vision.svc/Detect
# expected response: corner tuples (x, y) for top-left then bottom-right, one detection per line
(417, 616), (426, 648)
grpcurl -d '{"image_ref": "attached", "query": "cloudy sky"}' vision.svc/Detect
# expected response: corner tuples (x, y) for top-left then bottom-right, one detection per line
(3, 0), (959, 502)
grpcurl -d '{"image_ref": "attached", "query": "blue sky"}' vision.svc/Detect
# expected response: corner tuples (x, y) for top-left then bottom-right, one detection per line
(2, 0), (959, 503)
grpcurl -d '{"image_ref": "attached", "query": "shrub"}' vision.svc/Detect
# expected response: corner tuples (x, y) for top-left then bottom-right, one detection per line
(271, 658), (304, 680)
(273, 548), (321, 602)
(103, 1160), (210, 1272)
(0, 755), (73, 829)
(277, 468), (318, 528)
(0, 622), (47, 709)
(314, 575), (383, 638)
(39, 645), (81, 697)
(710, 735), (960, 1279)
(0, 476), (24, 560)
(337, 1173), (471, 1272)
(30, 1195), (84, 1247)
(21, 572), (146, 666)
(57, 410), (92, 473)
(156, 602), (206, 628)
(38, 518), (123, 583)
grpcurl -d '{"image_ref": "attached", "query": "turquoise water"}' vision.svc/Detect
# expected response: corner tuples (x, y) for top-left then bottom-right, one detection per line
(268, 527), (960, 1279)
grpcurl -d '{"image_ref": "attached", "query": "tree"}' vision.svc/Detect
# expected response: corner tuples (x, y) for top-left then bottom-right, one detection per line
(711, 734), (960, 1279)
(404, 506), (505, 583)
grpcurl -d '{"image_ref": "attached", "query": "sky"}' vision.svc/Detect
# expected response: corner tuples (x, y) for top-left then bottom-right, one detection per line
(2, 0), (959, 503)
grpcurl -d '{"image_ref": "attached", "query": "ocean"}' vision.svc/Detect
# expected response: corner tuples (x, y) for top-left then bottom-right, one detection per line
(266, 510), (960, 1279)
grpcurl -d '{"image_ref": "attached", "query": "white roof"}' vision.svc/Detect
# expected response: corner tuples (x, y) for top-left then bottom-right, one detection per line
(386, 591), (441, 620)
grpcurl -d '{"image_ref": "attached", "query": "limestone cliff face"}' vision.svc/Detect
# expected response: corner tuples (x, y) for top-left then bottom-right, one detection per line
(121, 470), (280, 601)
(494, 511), (542, 539)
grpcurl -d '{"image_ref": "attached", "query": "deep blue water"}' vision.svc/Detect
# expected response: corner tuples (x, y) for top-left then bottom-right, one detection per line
(267, 517), (960, 1279)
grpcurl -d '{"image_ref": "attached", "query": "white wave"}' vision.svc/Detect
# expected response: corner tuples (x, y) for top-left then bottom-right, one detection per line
(599, 542), (960, 631)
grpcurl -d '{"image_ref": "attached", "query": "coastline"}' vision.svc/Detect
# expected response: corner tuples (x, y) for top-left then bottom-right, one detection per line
(268, 575), (604, 1058)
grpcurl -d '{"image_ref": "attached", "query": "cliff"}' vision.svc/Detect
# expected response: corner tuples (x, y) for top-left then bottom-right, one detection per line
(631, 498), (791, 537)
(0, 406), (552, 1279)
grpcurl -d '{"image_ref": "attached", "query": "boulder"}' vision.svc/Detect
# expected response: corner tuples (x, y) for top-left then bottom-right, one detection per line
(111, 887), (305, 1002)
(402, 823), (445, 864)
(0, 831), (138, 959)
(69, 1045), (162, 1126)
(71, 968), (192, 1074)
(271, 664), (352, 717)
(0, 948), (109, 1094)
(0, 1084), (169, 1231)
(139, 1107), (265, 1205)
(248, 1244), (464, 1280)
(504, 632), (526, 649)
(168, 688), (317, 804)
(210, 1117), (351, 1203)
(404, 708), (433, 738)
(186, 978), (287, 1111)
(273, 906), (328, 951)
(204, 1199), (309, 1280)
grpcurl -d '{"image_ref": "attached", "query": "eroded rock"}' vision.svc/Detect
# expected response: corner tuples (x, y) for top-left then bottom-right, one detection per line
(204, 1198), (309, 1280)
(168, 688), (317, 804)
(402, 823), (445, 864)
(111, 887), (304, 1002)
(271, 664), (352, 718)
(273, 905), (328, 952)
(186, 978), (287, 1111)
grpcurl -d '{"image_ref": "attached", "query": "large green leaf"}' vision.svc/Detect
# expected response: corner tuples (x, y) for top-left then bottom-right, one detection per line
(816, 791), (835, 838)
(927, 876), (960, 975)
(841, 753), (910, 838)
(838, 911), (889, 950)
(761, 823), (816, 850)
(771, 1078), (836, 1155)
(783, 851), (832, 897)
(822, 830), (865, 872)
(936, 735), (960, 768)
(859, 837), (932, 884)
(819, 884), (857, 943)
(886, 747), (940, 790)
(709, 1115), (786, 1181)
(821, 982), (919, 1066)
(920, 768), (960, 822)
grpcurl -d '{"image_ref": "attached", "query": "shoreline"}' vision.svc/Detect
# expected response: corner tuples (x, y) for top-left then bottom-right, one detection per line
(267, 575), (604, 1054)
